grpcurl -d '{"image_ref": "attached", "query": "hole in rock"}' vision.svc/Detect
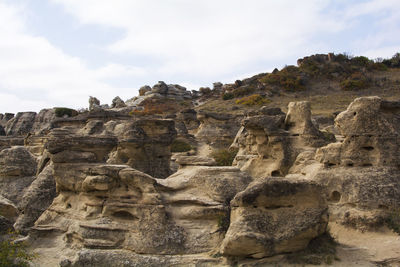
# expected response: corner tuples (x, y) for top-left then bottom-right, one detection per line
(66, 203), (72, 209)
(292, 134), (300, 136)
(330, 191), (341, 203)
(378, 204), (388, 210)
(362, 163), (373, 167)
(112, 211), (137, 220)
(353, 112), (357, 116)
(362, 146), (374, 151)
(346, 162), (354, 167)
(271, 170), (281, 177)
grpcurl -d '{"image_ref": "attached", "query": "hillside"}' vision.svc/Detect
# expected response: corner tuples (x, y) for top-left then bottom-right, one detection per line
(0, 53), (400, 267)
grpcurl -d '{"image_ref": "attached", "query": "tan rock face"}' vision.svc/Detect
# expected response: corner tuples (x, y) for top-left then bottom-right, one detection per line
(5, 112), (37, 136)
(0, 146), (37, 205)
(106, 119), (176, 178)
(232, 104), (331, 178)
(0, 195), (19, 221)
(311, 96), (400, 228)
(220, 178), (328, 258)
(157, 166), (252, 253)
(0, 146), (37, 177)
(318, 96), (400, 168)
(196, 112), (243, 148)
(35, 164), (187, 254)
(14, 164), (56, 234)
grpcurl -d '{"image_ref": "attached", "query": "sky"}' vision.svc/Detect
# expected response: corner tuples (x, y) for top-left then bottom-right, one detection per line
(0, 0), (399, 113)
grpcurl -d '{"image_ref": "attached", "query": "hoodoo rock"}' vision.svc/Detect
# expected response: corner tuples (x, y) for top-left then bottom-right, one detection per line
(221, 178), (328, 258)
(2, 68), (400, 267)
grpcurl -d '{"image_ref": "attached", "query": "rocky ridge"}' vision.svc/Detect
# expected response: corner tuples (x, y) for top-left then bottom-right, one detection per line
(1, 54), (400, 266)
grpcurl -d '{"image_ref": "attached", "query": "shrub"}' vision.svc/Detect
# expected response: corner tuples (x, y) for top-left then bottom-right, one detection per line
(235, 94), (270, 106)
(340, 72), (370, 91)
(54, 107), (78, 118)
(351, 56), (372, 67)
(171, 140), (192, 152)
(368, 62), (388, 71)
(386, 209), (400, 234)
(334, 53), (351, 63)
(382, 53), (400, 68)
(259, 65), (305, 91)
(0, 231), (36, 267)
(211, 148), (238, 166)
(232, 86), (255, 98)
(222, 92), (234, 100)
(199, 87), (211, 95)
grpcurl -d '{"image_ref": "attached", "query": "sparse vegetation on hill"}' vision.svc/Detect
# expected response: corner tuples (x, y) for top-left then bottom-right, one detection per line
(0, 231), (35, 267)
(54, 107), (78, 118)
(235, 94), (271, 106)
(171, 139), (192, 152)
(211, 148), (238, 166)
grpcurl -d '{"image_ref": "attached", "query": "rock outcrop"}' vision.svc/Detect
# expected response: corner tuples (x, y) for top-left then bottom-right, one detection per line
(221, 178), (328, 258)
(232, 104), (332, 178)
(310, 96), (400, 228)
(5, 112), (37, 136)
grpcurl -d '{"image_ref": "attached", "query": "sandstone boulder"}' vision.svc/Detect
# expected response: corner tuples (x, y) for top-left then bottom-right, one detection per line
(32, 108), (56, 134)
(232, 104), (332, 178)
(0, 146), (37, 177)
(107, 119), (176, 178)
(5, 112), (37, 136)
(14, 164), (56, 234)
(220, 178), (328, 258)
(139, 85), (151, 96)
(174, 155), (216, 166)
(0, 195), (19, 221)
(111, 96), (126, 108)
(89, 96), (101, 111)
(158, 166), (252, 253)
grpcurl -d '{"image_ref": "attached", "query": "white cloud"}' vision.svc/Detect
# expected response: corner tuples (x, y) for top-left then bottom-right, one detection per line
(50, 0), (345, 77)
(0, 2), (144, 113)
(1, 0), (399, 113)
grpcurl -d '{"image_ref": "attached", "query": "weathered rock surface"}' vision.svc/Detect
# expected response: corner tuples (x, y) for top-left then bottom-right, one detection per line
(0, 195), (19, 221)
(111, 96), (126, 108)
(5, 111), (37, 136)
(220, 178), (328, 258)
(107, 119), (176, 178)
(175, 155), (216, 166)
(0, 146), (37, 205)
(232, 104), (332, 178)
(309, 96), (400, 228)
(32, 108), (56, 134)
(14, 164), (56, 233)
(0, 146), (37, 177)
(196, 111), (242, 148)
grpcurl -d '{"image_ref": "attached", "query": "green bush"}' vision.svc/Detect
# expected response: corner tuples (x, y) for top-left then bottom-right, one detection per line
(211, 148), (238, 166)
(171, 140), (192, 152)
(382, 53), (400, 68)
(351, 56), (372, 67)
(199, 87), (211, 95)
(235, 94), (270, 106)
(340, 72), (370, 91)
(54, 107), (78, 118)
(222, 92), (234, 100)
(0, 231), (35, 267)
(232, 86), (255, 97)
(386, 210), (400, 234)
(259, 65), (305, 91)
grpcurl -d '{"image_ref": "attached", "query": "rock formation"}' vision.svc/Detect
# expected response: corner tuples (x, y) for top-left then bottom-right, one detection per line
(232, 103), (332, 178)
(1, 92), (400, 266)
